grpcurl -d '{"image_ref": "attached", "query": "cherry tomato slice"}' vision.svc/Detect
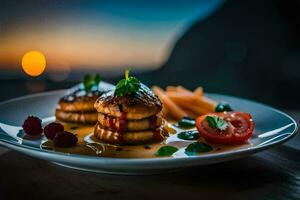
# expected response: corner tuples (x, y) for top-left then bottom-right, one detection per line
(196, 112), (254, 145)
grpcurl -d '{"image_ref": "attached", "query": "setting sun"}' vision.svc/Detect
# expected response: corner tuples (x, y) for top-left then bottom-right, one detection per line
(21, 51), (46, 77)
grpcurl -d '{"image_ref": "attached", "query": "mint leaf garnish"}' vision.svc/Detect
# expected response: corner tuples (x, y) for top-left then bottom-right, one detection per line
(83, 74), (101, 92)
(115, 69), (141, 96)
(206, 115), (228, 131)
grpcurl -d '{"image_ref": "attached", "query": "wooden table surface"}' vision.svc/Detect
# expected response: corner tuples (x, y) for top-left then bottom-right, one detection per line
(0, 111), (299, 200)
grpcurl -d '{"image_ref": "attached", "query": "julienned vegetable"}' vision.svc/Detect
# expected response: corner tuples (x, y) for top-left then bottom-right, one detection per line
(152, 86), (187, 119)
(151, 85), (219, 119)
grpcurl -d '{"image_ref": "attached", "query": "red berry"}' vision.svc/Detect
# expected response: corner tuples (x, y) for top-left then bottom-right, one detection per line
(53, 131), (78, 147)
(22, 116), (43, 135)
(44, 122), (64, 140)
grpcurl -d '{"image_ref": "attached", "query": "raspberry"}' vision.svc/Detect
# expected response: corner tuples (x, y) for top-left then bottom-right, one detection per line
(53, 131), (78, 147)
(22, 116), (43, 135)
(44, 122), (64, 140)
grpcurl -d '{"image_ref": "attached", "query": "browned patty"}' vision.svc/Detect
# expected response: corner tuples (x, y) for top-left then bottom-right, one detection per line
(94, 123), (165, 145)
(55, 110), (98, 124)
(94, 84), (162, 120)
(97, 112), (163, 131)
(55, 89), (105, 124)
(57, 89), (103, 112)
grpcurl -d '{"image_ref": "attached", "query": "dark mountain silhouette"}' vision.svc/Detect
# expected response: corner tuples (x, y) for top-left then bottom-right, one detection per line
(137, 0), (300, 109)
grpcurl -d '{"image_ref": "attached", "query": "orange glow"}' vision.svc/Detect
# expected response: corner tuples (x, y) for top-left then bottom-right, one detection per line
(21, 51), (46, 77)
(0, 22), (174, 71)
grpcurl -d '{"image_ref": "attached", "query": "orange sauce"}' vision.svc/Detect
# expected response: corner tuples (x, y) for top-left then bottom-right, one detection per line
(41, 121), (250, 158)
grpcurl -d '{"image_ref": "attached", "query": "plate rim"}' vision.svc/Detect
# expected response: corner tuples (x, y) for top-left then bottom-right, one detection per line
(0, 89), (298, 165)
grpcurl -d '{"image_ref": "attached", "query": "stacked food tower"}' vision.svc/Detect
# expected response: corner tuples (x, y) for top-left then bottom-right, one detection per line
(55, 89), (103, 124)
(94, 70), (166, 145)
(55, 74), (104, 124)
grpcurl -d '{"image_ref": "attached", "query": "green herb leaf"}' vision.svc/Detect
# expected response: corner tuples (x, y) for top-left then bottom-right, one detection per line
(185, 142), (213, 156)
(215, 102), (233, 112)
(177, 131), (199, 140)
(206, 115), (228, 131)
(94, 74), (101, 85)
(83, 74), (101, 92)
(178, 116), (195, 129)
(115, 69), (141, 96)
(155, 146), (178, 157)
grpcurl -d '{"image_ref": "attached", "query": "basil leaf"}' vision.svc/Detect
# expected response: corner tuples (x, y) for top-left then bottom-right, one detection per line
(83, 75), (93, 91)
(94, 74), (101, 85)
(155, 146), (178, 157)
(115, 69), (141, 96)
(178, 117), (195, 128)
(206, 116), (228, 131)
(177, 131), (199, 140)
(185, 142), (212, 156)
(215, 102), (233, 112)
(206, 116), (217, 128)
(83, 74), (101, 92)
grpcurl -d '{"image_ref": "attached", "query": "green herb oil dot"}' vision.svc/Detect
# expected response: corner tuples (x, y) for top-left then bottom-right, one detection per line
(185, 142), (213, 156)
(178, 116), (195, 128)
(155, 146), (178, 157)
(177, 131), (200, 140)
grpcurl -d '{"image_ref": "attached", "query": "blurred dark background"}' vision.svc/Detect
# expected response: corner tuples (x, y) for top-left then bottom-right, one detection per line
(0, 0), (300, 110)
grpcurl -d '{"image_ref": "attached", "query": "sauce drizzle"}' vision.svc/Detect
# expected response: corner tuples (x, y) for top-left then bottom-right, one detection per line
(40, 120), (251, 158)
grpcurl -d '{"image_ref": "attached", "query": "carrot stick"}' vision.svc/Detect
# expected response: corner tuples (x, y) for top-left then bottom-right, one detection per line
(176, 86), (195, 96)
(152, 86), (187, 120)
(166, 92), (195, 103)
(166, 86), (177, 92)
(180, 107), (198, 118)
(194, 96), (217, 112)
(169, 85), (217, 112)
(170, 96), (211, 115)
(193, 87), (203, 97)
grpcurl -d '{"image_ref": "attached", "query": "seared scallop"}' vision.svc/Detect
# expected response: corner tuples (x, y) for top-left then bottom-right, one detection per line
(93, 80), (166, 145)
(55, 89), (105, 124)
(55, 110), (98, 124)
(57, 90), (102, 112)
(94, 123), (165, 144)
(94, 84), (162, 120)
(97, 112), (163, 131)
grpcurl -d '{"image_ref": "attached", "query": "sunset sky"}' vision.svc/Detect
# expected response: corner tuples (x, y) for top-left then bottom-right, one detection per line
(0, 0), (223, 78)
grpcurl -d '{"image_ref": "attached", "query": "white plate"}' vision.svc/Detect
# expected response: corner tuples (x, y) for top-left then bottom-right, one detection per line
(0, 82), (297, 175)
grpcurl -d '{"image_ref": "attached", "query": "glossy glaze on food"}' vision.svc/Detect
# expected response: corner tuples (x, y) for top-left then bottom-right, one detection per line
(93, 83), (166, 145)
(59, 89), (103, 111)
(94, 84), (162, 120)
(97, 113), (163, 132)
(55, 89), (105, 124)
(41, 121), (250, 158)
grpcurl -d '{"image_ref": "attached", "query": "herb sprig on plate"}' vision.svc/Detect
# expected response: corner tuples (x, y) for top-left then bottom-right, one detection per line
(206, 115), (228, 131)
(115, 69), (141, 96)
(82, 74), (101, 92)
